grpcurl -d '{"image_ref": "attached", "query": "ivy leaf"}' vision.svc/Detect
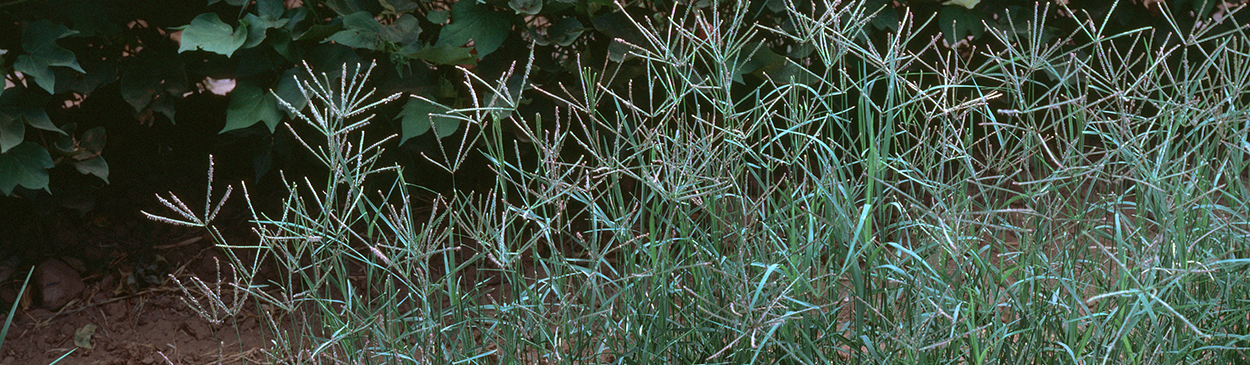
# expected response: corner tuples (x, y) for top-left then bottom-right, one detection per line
(0, 142), (55, 195)
(269, 31), (302, 62)
(508, 0), (543, 15)
(436, 0), (510, 59)
(532, 17), (584, 46)
(592, 12), (648, 47)
(149, 95), (178, 124)
(242, 13), (290, 50)
(119, 55), (185, 123)
(0, 87), (62, 136)
(120, 65), (160, 113)
(78, 126), (107, 158)
(942, 0), (980, 9)
(307, 44), (363, 82)
(54, 58), (118, 96)
(14, 56), (56, 94)
(328, 12), (385, 50)
(408, 44), (476, 66)
(15, 21), (84, 94)
(939, 5), (984, 45)
(74, 156), (109, 183)
(223, 80), (283, 133)
(290, 9), (343, 42)
(273, 67), (311, 117)
(51, 123), (77, 156)
(178, 13), (249, 57)
(258, 0), (286, 19)
(21, 21), (84, 73)
(380, 14), (422, 48)
(396, 97), (460, 143)
(0, 114), (22, 153)
(765, 0), (786, 12)
(1177, 0), (1218, 18)
(380, 0), (419, 14)
(734, 43), (786, 84)
(427, 10), (449, 24)
(867, 0), (899, 32)
(325, 0), (370, 16)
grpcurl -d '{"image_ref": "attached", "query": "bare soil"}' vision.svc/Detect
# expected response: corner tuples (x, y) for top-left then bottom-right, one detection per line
(1, 231), (273, 365)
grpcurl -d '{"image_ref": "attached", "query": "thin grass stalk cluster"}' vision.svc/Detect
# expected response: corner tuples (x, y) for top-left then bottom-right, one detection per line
(145, 0), (1250, 364)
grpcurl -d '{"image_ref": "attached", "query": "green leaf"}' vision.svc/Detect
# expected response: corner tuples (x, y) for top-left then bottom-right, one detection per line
(290, 9), (343, 42)
(74, 156), (109, 183)
(178, 13), (249, 57)
(149, 95), (177, 123)
(605, 40), (631, 63)
(0, 88), (62, 136)
(307, 44), (363, 81)
(258, 0), (286, 19)
(592, 12), (647, 46)
(22, 21), (83, 71)
(328, 12), (385, 50)
(408, 45), (476, 66)
(765, 0), (786, 12)
(427, 10), (449, 24)
(868, 0), (899, 32)
(51, 123), (77, 156)
(396, 97), (460, 143)
(436, 0), (511, 59)
(13, 56), (55, 94)
(508, 0), (543, 15)
(16, 20), (84, 94)
(0, 114), (22, 153)
(939, 6), (984, 45)
(223, 80), (283, 133)
(269, 31), (302, 62)
(273, 67), (311, 117)
(120, 65), (159, 113)
(1178, 0), (1218, 18)
(78, 126), (106, 157)
(380, 0), (419, 14)
(734, 43), (787, 83)
(380, 14), (422, 47)
(534, 17), (584, 46)
(242, 13), (290, 50)
(0, 142), (55, 195)
(53, 58), (118, 96)
(942, 0), (980, 9)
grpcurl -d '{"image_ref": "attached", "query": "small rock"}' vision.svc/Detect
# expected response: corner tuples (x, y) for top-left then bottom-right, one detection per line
(35, 259), (85, 311)
(0, 285), (16, 305)
(60, 257), (86, 274)
(2, 356), (14, 365)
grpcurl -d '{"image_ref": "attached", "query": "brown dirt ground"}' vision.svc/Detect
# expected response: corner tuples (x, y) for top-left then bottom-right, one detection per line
(1, 227), (274, 365)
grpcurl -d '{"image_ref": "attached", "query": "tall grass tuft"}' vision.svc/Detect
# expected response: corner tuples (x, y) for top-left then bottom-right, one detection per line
(146, 1), (1250, 363)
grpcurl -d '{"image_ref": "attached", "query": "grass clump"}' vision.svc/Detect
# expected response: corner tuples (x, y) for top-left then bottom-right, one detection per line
(146, 1), (1250, 363)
